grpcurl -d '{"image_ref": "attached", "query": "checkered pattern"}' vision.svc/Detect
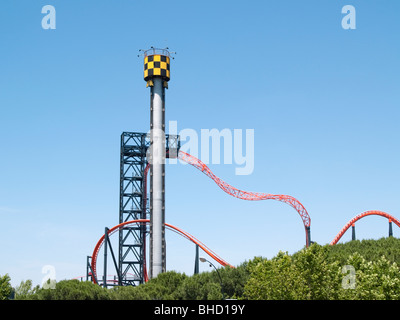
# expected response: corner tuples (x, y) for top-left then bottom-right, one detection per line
(144, 54), (170, 81)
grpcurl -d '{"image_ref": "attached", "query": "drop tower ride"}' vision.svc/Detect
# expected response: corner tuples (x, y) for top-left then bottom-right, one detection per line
(143, 47), (171, 279)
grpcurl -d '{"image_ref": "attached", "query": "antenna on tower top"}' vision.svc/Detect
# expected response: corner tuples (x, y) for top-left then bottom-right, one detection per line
(138, 47), (176, 59)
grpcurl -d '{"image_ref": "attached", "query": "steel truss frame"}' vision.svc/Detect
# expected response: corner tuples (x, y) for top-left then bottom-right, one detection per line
(118, 132), (179, 286)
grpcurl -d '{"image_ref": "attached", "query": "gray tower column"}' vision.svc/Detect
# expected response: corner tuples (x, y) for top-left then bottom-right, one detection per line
(143, 48), (171, 279)
(150, 77), (166, 279)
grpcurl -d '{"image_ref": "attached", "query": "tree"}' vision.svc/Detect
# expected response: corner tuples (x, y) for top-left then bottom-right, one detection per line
(25, 280), (111, 300)
(14, 280), (40, 300)
(338, 253), (400, 300)
(0, 274), (13, 300)
(174, 272), (222, 300)
(111, 271), (188, 300)
(243, 252), (308, 300)
(243, 240), (400, 300)
(293, 244), (341, 299)
(218, 264), (249, 299)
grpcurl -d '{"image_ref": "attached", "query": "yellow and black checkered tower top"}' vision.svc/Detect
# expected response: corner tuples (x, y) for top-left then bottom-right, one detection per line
(143, 48), (171, 88)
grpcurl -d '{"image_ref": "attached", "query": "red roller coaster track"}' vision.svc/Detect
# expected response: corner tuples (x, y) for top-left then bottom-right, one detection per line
(178, 151), (311, 245)
(330, 210), (400, 245)
(91, 151), (311, 284)
(90, 219), (233, 284)
(91, 152), (400, 285)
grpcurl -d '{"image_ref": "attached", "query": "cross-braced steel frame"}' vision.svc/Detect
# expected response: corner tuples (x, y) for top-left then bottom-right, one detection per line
(118, 131), (179, 286)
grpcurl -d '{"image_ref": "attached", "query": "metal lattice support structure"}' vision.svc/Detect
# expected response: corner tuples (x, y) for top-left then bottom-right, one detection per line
(119, 132), (149, 286)
(118, 132), (179, 285)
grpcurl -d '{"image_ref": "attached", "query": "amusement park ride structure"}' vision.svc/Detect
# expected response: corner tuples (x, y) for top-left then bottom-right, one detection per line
(85, 48), (399, 288)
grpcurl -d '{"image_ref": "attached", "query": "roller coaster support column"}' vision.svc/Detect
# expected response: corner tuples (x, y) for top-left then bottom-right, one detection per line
(103, 228), (108, 287)
(194, 245), (199, 274)
(86, 256), (97, 284)
(103, 227), (122, 287)
(389, 220), (393, 237)
(143, 47), (171, 279)
(352, 224), (356, 241)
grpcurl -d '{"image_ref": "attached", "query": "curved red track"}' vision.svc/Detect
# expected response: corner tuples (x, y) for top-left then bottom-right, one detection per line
(91, 219), (233, 284)
(92, 152), (399, 284)
(178, 151), (311, 245)
(330, 210), (400, 245)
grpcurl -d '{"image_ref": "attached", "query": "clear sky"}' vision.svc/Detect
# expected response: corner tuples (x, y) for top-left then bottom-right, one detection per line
(0, 0), (399, 287)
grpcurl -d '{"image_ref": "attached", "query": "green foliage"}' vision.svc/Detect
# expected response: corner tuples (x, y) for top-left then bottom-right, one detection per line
(243, 252), (308, 300)
(110, 267), (248, 300)
(243, 239), (400, 300)
(337, 253), (400, 300)
(111, 271), (187, 300)
(24, 280), (111, 300)
(293, 244), (342, 299)
(326, 237), (400, 266)
(174, 272), (222, 300)
(219, 263), (250, 299)
(10, 237), (400, 300)
(14, 280), (40, 299)
(0, 274), (13, 300)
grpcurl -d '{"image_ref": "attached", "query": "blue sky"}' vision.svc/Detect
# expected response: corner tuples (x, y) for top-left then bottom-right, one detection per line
(0, 0), (399, 287)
